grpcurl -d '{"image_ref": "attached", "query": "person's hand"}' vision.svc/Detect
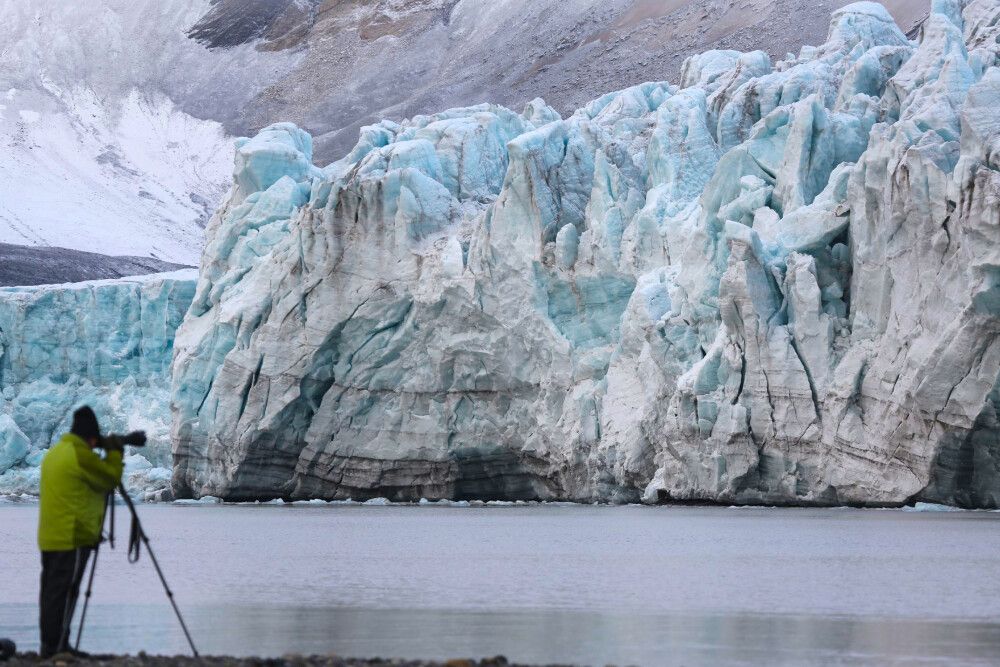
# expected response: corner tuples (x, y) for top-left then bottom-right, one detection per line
(121, 431), (147, 447)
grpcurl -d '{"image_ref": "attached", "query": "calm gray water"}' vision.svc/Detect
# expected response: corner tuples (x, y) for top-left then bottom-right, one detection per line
(2, 502), (1000, 665)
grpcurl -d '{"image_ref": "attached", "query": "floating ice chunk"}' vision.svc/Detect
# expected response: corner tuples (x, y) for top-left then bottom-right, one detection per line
(124, 465), (172, 498)
(173, 495), (223, 505)
(903, 502), (965, 512)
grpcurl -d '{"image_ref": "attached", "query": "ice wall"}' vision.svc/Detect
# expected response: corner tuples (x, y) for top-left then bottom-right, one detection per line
(0, 271), (197, 498)
(172, 1), (1000, 507)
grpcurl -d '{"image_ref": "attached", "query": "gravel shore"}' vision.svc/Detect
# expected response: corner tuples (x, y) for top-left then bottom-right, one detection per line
(5, 654), (575, 667)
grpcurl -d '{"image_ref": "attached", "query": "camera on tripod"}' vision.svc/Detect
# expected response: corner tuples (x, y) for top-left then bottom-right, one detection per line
(99, 431), (148, 449)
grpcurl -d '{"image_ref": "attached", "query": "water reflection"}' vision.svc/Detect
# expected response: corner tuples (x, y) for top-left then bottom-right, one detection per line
(3, 603), (999, 665)
(5, 503), (1000, 665)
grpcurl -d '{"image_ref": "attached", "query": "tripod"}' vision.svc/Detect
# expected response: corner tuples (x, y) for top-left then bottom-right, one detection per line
(73, 483), (199, 657)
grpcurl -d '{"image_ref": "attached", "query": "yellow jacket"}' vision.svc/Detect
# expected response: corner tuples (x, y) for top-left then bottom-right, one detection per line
(38, 432), (123, 551)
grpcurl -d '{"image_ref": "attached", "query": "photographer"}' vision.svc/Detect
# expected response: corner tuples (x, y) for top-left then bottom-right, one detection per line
(36, 406), (145, 658)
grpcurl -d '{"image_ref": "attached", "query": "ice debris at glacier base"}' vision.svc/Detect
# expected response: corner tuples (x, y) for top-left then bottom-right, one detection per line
(170, 1), (1000, 508)
(0, 271), (197, 498)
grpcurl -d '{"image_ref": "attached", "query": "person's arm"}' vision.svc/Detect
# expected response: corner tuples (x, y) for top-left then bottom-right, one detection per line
(75, 442), (124, 493)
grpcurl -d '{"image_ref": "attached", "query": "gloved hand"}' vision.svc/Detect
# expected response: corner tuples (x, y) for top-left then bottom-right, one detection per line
(121, 430), (147, 447)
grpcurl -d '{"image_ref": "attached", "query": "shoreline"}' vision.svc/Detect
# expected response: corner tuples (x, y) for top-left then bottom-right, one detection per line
(0, 493), (990, 513)
(5, 654), (568, 667)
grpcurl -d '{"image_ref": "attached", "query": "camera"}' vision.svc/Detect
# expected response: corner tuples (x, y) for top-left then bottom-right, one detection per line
(101, 431), (148, 449)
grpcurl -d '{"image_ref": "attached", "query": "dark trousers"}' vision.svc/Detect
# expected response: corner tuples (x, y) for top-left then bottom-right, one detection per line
(39, 548), (92, 656)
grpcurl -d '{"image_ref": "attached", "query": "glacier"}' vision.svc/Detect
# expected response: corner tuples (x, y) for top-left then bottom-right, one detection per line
(169, 1), (1000, 507)
(0, 271), (196, 499)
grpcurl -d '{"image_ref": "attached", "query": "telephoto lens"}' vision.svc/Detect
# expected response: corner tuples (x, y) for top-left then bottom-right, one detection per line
(0, 638), (16, 661)
(101, 431), (148, 449)
(121, 430), (148, 448)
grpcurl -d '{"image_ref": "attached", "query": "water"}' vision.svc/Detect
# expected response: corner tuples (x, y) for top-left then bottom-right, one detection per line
(3, 502), (1000, 665)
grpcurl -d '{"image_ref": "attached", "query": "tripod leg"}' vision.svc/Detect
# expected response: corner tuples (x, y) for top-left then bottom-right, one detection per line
(140, 532), (200, 658)
(75, 491), (111, 651)
(73, 544), (100, 651)
(117, 484), (199, 657)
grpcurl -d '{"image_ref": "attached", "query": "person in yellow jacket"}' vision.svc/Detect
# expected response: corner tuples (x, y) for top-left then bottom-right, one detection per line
(37, 406), (145, 657)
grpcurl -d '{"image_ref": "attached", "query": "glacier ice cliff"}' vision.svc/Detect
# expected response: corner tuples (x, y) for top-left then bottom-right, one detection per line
(0, 271), (197, 498)
(171, 1), (1000, 507)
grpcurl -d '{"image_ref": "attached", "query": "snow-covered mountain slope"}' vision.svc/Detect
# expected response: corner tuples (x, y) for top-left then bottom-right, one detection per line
(0, 89), (232, 264)
(167, 1), (1000, 507)
(0, 0), (301, 267)
(0, 0), (929, 274)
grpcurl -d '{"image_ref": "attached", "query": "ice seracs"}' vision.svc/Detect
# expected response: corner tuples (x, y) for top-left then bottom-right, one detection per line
(0, 272), (197, 498)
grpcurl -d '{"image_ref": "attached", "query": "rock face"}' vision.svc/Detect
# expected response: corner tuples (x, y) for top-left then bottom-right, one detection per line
(0, 243), (190, 288)
(172, 2), (1000, 507)
(0, 271), (197, 496)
